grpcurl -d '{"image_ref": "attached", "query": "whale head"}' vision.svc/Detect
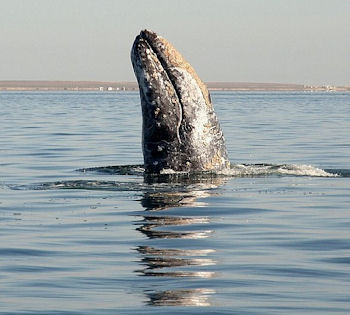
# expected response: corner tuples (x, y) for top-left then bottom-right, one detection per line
(131, 29), (229, 174)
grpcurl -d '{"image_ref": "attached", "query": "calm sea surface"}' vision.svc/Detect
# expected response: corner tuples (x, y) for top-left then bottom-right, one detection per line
(0, 91), (349, 314)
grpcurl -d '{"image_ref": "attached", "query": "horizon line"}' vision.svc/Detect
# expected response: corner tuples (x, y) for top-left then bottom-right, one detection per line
(0, 80), (348, 92)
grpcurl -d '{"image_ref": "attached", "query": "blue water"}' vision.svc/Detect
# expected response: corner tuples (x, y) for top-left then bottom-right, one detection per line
(0, 91), (349, 314)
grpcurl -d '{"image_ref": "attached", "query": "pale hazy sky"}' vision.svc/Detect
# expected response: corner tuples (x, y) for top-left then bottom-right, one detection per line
(1, 0), (349, 85)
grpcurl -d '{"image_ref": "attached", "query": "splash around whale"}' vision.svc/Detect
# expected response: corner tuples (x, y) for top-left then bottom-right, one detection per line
(131, 29), (230, 174)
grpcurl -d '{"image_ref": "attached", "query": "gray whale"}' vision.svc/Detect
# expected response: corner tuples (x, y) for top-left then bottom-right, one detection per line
(131, 30), (230, 174)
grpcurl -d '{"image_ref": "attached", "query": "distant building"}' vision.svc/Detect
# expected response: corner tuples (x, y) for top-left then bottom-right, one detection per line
(107, 87), (113, 91)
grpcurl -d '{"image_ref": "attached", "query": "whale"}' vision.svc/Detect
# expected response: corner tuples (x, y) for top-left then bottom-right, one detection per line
(131, 29), (230, 174)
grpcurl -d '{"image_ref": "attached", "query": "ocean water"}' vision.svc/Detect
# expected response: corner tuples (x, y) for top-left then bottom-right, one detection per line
(0, 91), (349, 314)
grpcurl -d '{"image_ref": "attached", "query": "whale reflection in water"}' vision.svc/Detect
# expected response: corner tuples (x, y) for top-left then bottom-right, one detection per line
(140, 189), (214, 211)
(147, 288), (216, 307)
(134, 177), (226, 307)
(136, 215), (213, 240)
(136, 244), (216, 278)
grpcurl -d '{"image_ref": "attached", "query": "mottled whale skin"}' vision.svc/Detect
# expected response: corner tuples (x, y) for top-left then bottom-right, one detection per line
(131, 30), (230, 174)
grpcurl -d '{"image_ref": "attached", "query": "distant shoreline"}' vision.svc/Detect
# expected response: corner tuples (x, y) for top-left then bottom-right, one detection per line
(0, 80), (348, 92)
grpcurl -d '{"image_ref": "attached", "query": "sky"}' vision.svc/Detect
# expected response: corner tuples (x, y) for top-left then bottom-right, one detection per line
(1, 0), (349, 85)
